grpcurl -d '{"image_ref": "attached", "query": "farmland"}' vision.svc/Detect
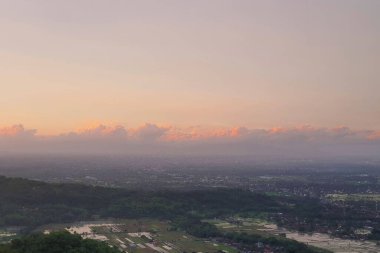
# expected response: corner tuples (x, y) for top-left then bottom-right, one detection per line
(326, 194), (380, 202)
(0, 230), (17, 244)
(40, 219), (238, 253)
(206, 217), (380, 253)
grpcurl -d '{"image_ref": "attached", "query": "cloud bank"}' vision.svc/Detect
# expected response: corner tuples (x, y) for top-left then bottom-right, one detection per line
(0, 124), (379, 158)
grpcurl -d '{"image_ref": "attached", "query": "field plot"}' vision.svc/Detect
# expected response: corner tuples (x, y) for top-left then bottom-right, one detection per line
(327, 194), (380, 202)
(207, 218), (380, 253)
(40, 219), (238, 253)
(0, 230), (17, 244)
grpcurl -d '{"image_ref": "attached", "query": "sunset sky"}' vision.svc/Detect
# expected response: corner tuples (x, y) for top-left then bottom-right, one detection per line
(1, 1), (380, 156)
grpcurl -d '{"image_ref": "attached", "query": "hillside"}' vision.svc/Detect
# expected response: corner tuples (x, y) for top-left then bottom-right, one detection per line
(0, 231), (121, 253)
(0, 176), (332, 253)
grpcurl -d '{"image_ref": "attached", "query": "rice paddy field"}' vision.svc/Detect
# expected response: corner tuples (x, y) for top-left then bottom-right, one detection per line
(39, 219), (238, 253)
(206, 217), (380, 253)
(326, 194), (380, 202)
(0, 230), (17, 244)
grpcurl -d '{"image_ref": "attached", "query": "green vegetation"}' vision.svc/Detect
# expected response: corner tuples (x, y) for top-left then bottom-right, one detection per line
(0, 176), (342, 253)
(327, 193), (380, 202)
(0, 231), (120, 253)
(368, 228), (380, 240)
(172, 218), (331, 253)
(223, 232), (330, 253)
(0, 176), (283, 229)
(44, 219), (240, 253)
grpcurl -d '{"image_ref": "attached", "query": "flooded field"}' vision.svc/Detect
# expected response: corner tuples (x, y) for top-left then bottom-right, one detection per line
(327, 194), (380, 202)
(65, 222), (119, 241)
(0, 230), (18, 243)
(286, 231), (380, 253)
(211, 218), (380, 253)
(41, 219), (238, 253)
(256, 223), (380, 253)
(0, 232), (16, 238)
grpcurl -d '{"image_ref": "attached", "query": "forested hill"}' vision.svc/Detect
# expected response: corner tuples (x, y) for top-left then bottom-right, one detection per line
(0, 176), (333, 253)
(0, 176), (281, 228)
(0, 231), (121, 253)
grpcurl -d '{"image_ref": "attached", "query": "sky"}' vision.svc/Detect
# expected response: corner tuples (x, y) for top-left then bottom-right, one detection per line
(0, 0), (379, 156)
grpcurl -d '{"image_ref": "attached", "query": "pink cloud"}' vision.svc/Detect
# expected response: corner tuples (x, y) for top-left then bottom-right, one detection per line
(255, 125), (374, 143)
(368, 131), (380, 140)
(129, 123), (170, 141)
(163, 126), (249, 141)
(0, 123), (379, 157)
(76, 124), (127, 138)
(0, 124), (37, 137)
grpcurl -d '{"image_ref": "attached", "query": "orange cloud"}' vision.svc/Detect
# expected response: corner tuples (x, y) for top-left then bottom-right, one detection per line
(1, 123), (380, 157)
(268, 125), (321, 134)
(1, 123), (380, 144)
(129, 123), (170, 141)
(0, 124), (36, 137)
(163, 126), (249, 141)
(368, 131), (380, 140)
(77, 124), (127, 137)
